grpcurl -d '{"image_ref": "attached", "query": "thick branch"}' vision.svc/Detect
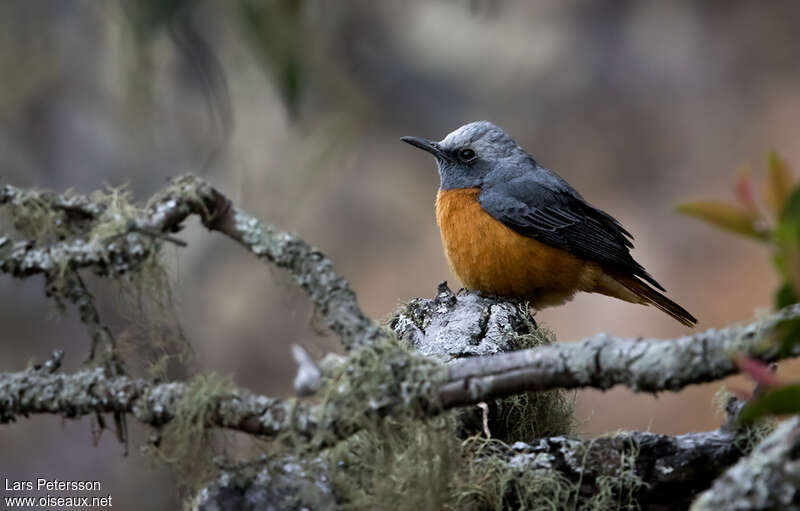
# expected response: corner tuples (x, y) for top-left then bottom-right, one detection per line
(437, 303), (800, 406)
(0, 357), (759, 509)
(505, 428), (744, 510)
(3, 286), (798, 446)
(691, 416), (800, 510)
(193, 411), (751, 511)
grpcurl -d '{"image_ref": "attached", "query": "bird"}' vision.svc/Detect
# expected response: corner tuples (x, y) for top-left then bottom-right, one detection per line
(401, 121), (697, 327)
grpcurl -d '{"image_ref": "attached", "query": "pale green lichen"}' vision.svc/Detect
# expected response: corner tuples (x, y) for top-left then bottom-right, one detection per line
(581, 437), (644, 511)
(144, 373), (237, 495)
(712, 387), (777, 454)
(1, 183), (189, 372)
(255, 332), (594, 511)
(491, 318), (576, 442)
(0, 187), (88, 242)
(450, 437), (576, 511)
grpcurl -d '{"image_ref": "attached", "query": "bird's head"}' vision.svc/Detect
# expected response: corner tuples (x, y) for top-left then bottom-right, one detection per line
(401, 121), (528, 190)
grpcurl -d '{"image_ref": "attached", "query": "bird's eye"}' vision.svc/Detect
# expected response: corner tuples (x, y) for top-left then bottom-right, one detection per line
(457, 148), (476, 162)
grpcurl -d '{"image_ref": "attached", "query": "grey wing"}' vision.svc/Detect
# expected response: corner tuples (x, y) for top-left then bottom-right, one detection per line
(478, 174), (665, 291)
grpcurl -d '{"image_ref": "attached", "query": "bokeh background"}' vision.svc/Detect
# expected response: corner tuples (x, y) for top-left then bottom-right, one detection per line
(1, 1), (799, 508)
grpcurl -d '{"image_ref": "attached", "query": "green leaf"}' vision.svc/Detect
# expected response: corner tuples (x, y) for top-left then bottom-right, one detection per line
(675, 201), (769, 241)
(779, 185), (800, 223)
(739, 384), (800, 424)
(778, 316), (800, 357)
(764, 151), (795, 218)
(775, 282), (798, 309)
(772, 186), (800, 290)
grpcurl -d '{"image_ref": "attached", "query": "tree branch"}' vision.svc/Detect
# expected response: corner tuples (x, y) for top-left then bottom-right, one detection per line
(3, 177), (798, 509)
(148, 176), (380, 350)
(0, 366), (318, 439)
(391, 284), (800, 406)
(193, 399), (753, 511)
(436, 302), (800, 406)
(0, 175), (378, 350)
(691, 416), (800, 510)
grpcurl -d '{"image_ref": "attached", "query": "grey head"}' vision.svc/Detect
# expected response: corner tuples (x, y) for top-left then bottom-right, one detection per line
(401, 121), (537, 190)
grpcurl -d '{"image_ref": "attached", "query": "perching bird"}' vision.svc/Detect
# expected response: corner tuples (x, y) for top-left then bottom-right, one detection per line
(401, 121), (696, 327)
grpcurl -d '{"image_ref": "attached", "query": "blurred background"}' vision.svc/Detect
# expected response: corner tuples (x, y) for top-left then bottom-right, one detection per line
(1, 0), (799, 508)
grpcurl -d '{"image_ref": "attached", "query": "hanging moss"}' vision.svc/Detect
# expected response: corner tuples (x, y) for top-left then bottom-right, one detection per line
(310, 334), (446, 448)
(1, 183), (190, 373)
(450, 437), (575, 511)
(144, 373), (237, 495)
(328, 413), (461, 511)
(260, 332), (630, 511)
(487, 318), (576, 442)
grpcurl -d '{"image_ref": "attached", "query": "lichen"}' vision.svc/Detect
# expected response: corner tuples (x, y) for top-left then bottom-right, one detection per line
(256, 331), (585, 511)
(580, 437), (645, 511)
(451, 437), (576, 510)
(0, 187), (89, 242)
(144, 373), (237, 495)
(489, 318), (576, 442)
(1, 182), (189, 373)
(311, 334), (446, 447)
(712, 387), (778, 454)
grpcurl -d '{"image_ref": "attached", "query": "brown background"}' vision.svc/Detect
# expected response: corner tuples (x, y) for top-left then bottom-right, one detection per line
(1, 1), (799, 508)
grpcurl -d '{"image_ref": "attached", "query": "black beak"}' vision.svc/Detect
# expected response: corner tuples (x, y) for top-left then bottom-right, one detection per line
(401, 136), (449, 161)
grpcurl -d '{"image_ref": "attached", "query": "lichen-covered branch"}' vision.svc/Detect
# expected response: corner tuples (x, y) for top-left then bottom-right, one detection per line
(390, 284), (800, 406)
(0, 184), (105, 219)
(193, 397), (756, 511)
(1, 356), (757, 509)
(0, 366), (318, 438)
(692, 416), (800, 510)
(500, 428), (744, 510)
(147, 176), (380, 349)
(0, 337), (437, 446)
(434, 301), (800, 406)
(4, 177), (799, 509)
(0, 176), (377, 350)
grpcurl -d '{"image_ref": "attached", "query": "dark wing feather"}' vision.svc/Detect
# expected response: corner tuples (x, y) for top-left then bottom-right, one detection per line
(479, 174), (665, 291)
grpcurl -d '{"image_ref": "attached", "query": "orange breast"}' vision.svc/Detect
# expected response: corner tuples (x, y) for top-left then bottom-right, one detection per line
(435, 188), (596, 306)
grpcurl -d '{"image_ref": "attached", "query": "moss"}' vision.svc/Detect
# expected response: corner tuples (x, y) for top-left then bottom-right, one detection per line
(491, 317), (576, 442)
(2, 183), (190, 373)
(1, 188), (84, 242)
(145, 373), (237, 495)
(114, 247), (192, 378)
(328, 414), (461, 511)
(326, 417), (641, 511)
(712, 387), (778, 454)
(451, 437), (575, 511)
(311, 335), (446, 447)
(306, 307), (581, 509)
(580, 437), (644, 511)
(274, 331), (598, 511)
(460, 312), (575, 443)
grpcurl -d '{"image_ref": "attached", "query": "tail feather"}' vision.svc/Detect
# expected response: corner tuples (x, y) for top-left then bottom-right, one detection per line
(615, 274), (697, 327)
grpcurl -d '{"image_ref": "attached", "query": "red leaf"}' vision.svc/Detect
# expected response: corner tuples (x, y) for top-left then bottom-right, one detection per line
(735, 356), (780, 388)
(735, 171), (758, 214)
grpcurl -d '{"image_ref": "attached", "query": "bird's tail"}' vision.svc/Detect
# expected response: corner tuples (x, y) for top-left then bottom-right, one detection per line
(615, 274), (697, 327)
